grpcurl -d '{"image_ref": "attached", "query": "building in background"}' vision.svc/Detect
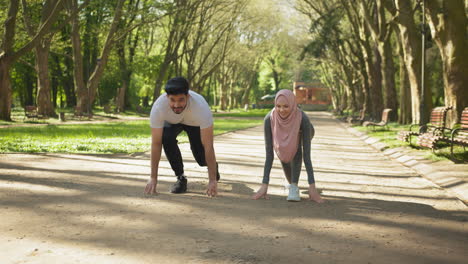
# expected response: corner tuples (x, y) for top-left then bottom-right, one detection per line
(293, 81), (331, 110)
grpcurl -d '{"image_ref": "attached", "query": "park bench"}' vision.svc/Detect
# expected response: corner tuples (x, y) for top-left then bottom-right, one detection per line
(446, 107), (468, 158)
(103, 104), (113, 114)
(24, 105), (39, 120)
(363, 108), (392, 130)
(136, 105), (144, 114)
(74, 106), (92, 120)
(417, 107), (468, 158)
(397, 106), (451, 145)
(24, 105), (48, 120)
(347, 109), (365, 125)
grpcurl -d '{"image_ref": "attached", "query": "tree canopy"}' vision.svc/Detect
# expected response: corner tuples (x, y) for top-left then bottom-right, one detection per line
(0, 0), (466, 124)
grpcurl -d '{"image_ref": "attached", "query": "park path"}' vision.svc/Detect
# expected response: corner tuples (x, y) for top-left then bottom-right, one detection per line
(1, 111), (467, 264)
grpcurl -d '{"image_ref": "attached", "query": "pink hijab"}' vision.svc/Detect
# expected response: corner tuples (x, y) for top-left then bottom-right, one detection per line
(270, 89), (302, 163)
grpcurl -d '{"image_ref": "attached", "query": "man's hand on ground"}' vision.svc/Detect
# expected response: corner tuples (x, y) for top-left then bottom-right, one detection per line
(145, 178), (158, 194)
(206, 181), (218, 197)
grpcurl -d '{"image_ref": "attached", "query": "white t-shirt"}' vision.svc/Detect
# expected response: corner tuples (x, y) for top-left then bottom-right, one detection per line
(150, 90), (213, 129)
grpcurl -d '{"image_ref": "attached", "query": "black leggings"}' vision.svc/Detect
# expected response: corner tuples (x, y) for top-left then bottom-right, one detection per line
(162, 124), (206, 176)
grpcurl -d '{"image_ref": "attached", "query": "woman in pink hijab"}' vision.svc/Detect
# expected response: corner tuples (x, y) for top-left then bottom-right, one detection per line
(252, 89), (323, 202)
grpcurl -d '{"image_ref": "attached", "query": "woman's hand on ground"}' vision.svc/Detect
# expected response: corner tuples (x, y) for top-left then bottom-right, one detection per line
(252, 184), (269, 200)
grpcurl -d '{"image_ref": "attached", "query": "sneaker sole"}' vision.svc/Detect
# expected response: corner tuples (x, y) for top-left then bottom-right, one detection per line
(170, 189), (187, 194)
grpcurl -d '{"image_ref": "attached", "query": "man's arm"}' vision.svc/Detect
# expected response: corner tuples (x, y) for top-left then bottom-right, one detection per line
(200, 125), (218, 196)
(145, 127), (163, 194)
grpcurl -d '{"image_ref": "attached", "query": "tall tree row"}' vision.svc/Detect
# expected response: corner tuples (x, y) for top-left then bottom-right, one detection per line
(296, 0), (467, 125)
(2, 0), (464, 125)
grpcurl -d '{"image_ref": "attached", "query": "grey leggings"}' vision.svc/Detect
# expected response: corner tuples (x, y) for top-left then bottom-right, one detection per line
(262, 110), (315, 185)
(281, 136), (303, 184)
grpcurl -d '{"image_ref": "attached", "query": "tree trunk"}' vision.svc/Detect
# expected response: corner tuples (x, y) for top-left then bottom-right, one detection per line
(0, 0), (18, 121)
(51, 59), (59, 107)
(35, 40), (57, 117)
(380, 40), (398, 121)
(241, 62), (259, 106)
(425, 0), (468, 125)
(360, 0), (395, 120)
(23, 0), (59, 117)
(53, 53), (75, 107)
(68, 0), (88, 113)
(87, 0), (125, 109)
(362, 34), (383, 120)
(390, 0), (432, 124)
(153, 55), (171, 100)
(24, 65), (35, 107)
(218, 68), (228, 110)
(340, 62), (357, 112)
(0, 60), (13, 121)
(116, 44), (128, 112)
(395, 26), (412, 124)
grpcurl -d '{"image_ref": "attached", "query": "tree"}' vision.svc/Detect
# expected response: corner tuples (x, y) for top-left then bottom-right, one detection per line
(0, 0), (64, 121)
(425, 0), (468, 124)
(384, 0), (432, 125)
(152, 0), (199, 101)
(359, 0), (398, 121)
(22, 0), (63, 117)
(66, 0), (125, 114)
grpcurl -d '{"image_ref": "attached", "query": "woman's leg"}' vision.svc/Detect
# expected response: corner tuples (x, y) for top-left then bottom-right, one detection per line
(284, 145), (303, 201)
(281, 162), (292, 184)
(290, 141), (303, 184)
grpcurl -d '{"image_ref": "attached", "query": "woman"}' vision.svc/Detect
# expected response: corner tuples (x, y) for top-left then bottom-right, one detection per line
(252, 89), (324, 203)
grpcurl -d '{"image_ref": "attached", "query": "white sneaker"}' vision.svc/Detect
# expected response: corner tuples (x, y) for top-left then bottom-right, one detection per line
(284, 183), (290, 195)
(287, 184), (301, 202)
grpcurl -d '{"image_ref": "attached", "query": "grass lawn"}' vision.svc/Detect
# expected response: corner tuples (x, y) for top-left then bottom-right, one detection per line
(213, 109), (271, 118)
(353, 122), (467, 163)
(0, 118), (263, 154)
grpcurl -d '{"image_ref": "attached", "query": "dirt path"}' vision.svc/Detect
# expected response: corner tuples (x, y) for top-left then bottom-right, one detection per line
(1, 112), (467, 264)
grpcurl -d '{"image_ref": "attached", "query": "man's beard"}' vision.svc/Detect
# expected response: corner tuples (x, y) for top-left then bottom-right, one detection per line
(172, 107), (184, 114)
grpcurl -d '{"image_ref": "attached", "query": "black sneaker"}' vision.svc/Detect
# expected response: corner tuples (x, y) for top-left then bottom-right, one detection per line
(171, 176), (187, 193)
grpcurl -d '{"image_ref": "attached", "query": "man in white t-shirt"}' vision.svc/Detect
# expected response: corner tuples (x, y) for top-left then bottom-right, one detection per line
(144, 77), (220, 197)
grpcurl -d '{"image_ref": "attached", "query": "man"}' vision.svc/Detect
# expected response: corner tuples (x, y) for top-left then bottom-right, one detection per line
(144, 77), (220, 197)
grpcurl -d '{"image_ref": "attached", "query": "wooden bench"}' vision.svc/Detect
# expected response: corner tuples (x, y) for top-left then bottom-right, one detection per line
(136, 105), (145, 114)
(446, 107), (468, 158)
(103, 104), (113, 114)
(417, 107), (468, 158)
(363, 108), (392, 130)
(397, 106), (451, 145)
(347, 109), (365, 125)
(74, 106), (92, 120)
(24, 105), (39, 120)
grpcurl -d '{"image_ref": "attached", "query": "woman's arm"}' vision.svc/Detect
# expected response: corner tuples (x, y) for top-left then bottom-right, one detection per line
(262, 113), (274, 184)
(301, 112), (315, 184)
(253, 113), (274, 200)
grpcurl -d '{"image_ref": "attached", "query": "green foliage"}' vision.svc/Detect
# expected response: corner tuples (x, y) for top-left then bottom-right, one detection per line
(426, 46), (444, 106)
(0, 118), (263, 154)
(300, 6), (343, 60)
(213, 109), (271, 118)
(98, 55), (122, 106)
